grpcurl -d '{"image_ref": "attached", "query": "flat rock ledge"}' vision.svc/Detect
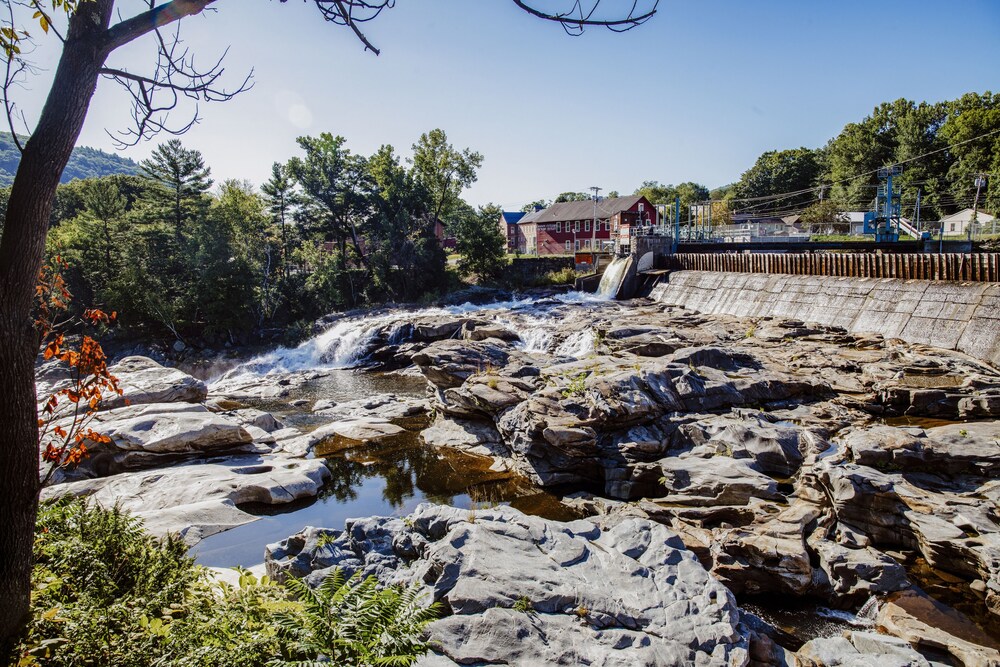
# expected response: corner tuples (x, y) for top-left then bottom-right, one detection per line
(265, 504), (750, 667)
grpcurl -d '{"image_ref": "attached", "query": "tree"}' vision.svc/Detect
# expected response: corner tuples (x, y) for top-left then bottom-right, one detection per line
(261, 161), (300, 280)
(0, 0), (659, 653)
(799, 199), (849, 235)
(521, 198), (549, 212)
(410, 128), (483, 222)
(633, 180), (709, 222)
(730, 148), (823, 215)
(139, 139), (213, 235)
(453, 203), (507, 283)
(554, 191), (589, 202)
(940, 92), (1000, 216)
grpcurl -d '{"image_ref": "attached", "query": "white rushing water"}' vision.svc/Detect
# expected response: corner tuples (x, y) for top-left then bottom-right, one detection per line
(212, 290), (614, 386)
(597, 257), (630, 299)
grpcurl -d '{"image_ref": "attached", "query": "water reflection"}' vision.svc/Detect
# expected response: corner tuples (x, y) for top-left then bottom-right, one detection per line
(190, 428), (576, 568)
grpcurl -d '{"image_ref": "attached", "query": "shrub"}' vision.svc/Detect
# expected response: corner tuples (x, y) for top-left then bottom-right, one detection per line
(17, 501), (440, 667)
(271, 569), (442, 667)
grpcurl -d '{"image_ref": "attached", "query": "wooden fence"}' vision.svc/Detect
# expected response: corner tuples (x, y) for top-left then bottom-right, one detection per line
(663, 252), (1000, 283)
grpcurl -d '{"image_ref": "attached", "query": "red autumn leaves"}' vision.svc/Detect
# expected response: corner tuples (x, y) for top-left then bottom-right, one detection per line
(36, 257), (123, 481)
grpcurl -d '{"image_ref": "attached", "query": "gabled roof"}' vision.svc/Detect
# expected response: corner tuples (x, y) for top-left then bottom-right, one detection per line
(501, 211), (527, 225)
(530, 195), (647, 224)
(937, 207), (995, 223)
(518, 207), (545, 225)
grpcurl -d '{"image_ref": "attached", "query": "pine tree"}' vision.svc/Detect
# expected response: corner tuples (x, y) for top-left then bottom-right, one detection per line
(139, 139), (213, 235)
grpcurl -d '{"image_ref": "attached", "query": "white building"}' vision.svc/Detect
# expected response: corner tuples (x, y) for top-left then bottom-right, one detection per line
(933, 208), (996, 236)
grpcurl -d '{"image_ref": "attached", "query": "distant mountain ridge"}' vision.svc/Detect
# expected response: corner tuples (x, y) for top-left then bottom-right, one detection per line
(0, 132), (141, 186)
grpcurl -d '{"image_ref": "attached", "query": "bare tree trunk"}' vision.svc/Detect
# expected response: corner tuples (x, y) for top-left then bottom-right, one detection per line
(0, 1), (113, 655)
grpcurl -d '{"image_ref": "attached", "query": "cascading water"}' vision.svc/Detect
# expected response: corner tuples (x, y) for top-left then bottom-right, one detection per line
(597, 257), (630, 299)
(212, 291), (618, 387)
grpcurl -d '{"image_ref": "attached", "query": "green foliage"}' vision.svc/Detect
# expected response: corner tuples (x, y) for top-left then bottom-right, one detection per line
(272, 569), (442, 667)
(632, 181), (709, 222)
(730, 147), (823, 212)
(799, 199), (849, 234)
(19, 499), (197, 666)
(520, 198), (549, 212)
(561, 372), (588, 398)
(512, 596), (535, 615)
(0, 132), (140, 187)
(452, 202), (508, 283)
(140, 139), (214, 233)
(410, 128), (483, 221)
(18, 501), (441, 667)
(554, 191), (589, 203)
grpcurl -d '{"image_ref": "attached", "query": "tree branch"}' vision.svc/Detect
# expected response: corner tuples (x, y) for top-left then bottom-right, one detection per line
(103, 0), (215, 53)
(510, 0), (658, 34)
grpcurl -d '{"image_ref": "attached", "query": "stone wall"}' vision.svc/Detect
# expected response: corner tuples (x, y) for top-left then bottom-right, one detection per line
(651, 271), (1000, 367)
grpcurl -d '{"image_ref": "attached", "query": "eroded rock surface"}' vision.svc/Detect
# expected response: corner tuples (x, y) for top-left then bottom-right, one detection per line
(266, 504), (750, 667)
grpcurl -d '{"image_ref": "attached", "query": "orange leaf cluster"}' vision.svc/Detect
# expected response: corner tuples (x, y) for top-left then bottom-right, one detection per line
(35, 262), (123, 481)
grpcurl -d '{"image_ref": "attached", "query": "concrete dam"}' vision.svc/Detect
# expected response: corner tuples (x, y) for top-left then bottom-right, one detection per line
(648, 271), (1000, 368)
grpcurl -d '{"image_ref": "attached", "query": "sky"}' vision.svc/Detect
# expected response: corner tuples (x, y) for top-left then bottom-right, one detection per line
(11, 0), (1000, 209)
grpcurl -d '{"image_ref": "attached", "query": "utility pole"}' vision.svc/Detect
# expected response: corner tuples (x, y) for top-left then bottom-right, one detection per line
(971, 174), (986, 240)
(590, 186), (602, 270)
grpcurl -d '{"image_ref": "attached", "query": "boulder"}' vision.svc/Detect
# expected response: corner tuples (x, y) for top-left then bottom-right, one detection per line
(279, 418), (406, 457)
(658, 456), (782, 506)
(105, 356), (208, 408)
(43, 454), (331, 545)
(266, 505), (750, 666)
(844, 422), (1000, 476)
(411, 339), (512, 390)
(420, 415), (510, 459)
(44, 402), (255, 481)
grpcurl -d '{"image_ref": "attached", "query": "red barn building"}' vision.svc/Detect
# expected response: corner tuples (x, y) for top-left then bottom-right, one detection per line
(517, 196), (655, 255)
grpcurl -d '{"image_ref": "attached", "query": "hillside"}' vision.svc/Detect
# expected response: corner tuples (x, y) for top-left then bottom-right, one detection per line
(0, 132), (140, 186)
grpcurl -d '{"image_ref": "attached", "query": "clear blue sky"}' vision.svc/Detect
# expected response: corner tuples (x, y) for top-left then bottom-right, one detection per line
(18, 0), (1000, 209)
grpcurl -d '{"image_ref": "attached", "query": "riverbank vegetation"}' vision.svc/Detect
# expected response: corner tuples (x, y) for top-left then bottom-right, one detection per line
(17, 499), (439, 667)
(4, 128), (508, 347)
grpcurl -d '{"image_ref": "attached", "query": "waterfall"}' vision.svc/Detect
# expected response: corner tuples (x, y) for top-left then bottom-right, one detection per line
(212, 292), (617, 386)
(555, 330), (595, 358)
(597, 257), (629, 299)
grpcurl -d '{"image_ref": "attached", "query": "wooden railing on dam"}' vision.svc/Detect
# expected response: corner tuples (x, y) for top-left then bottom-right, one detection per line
(663, 252), (1000, 283)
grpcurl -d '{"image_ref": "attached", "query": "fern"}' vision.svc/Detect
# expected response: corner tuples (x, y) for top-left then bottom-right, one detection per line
(270, 568), (443, 667)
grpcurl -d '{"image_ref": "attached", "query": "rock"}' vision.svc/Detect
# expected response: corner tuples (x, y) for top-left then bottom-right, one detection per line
(224, 407), (283, 433)
(44, 403), (255, 481)
(43, 455), (331, 545)
(678, 413), (805, 477)
(420, 415), (511, 459)
(876, 589), (1000, 666)
(411, 339), (512, 390)
(807, 526), (910, 603)
(277, 418), (406, 457)
(845, 422), (1000, 476)
(266, 505), (750, 666)
(104, 356), (207, 408)
(313, 394), (430, 429)
(172, 340), (186, 353)
(657, 456), (782, 506)
(795, 632), (931, 667)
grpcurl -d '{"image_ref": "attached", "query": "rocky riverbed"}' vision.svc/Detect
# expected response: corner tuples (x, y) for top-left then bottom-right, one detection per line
(39, 289), (1000, 665)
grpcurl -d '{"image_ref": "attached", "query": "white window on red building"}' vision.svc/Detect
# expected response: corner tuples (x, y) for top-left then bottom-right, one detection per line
(604, 221), (611, 231)
(574, 221), (580, 232)
(575, 239), (581, 251)
(585, 220), (590, 232)
(564, 240), (571, 253)
(556, 221), (562, 232)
